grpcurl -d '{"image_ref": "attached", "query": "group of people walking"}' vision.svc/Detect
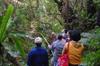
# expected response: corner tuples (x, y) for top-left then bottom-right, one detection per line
(27, 29), (84, 66)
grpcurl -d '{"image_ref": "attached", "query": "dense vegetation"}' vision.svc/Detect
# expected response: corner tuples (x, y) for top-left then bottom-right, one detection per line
(0, 0), (100, 66)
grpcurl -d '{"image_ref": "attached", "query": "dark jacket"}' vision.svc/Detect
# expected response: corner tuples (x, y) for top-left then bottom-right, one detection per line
(27, 46), (48, 66)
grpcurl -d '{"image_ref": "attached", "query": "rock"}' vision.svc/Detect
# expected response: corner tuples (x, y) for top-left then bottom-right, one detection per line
(81, 32), (94, 38)
(80, 38), (89, 45)
(80, 32), (99, 45)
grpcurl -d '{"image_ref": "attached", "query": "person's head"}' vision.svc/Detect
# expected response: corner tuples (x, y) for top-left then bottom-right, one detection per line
(66, 30), (72, 41)
(51, 32), (56, 38)
(57, 34), (63, 40)
(50, 32), (56, 41)
(64, 29), (68, 34)
(61, 29), (68, 40)
(68, 30), (81, 42)
(34, 37), (42, 46)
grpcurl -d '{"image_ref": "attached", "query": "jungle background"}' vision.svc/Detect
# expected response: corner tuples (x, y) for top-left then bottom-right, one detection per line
(0, 0), (100, 66)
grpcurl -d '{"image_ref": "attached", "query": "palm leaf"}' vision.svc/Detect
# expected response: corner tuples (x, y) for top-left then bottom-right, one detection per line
(13, 36), (26, 58)
(0, 4), (14, 42)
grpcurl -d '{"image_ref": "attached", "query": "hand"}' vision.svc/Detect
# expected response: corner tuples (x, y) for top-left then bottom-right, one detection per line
(48, 45), (52, 48)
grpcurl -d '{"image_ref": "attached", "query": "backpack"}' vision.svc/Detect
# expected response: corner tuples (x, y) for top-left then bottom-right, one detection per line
(57, 42), (69, 66)
(57, 54), (69, 66)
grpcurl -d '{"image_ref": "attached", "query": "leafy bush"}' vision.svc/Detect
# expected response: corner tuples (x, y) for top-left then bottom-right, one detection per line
(0, 4), (27, 66)
(84, 28), (100, 66)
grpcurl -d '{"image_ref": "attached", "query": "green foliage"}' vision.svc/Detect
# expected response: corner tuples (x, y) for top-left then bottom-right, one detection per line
(84, 51), (100, 66)
(0, 4), (14, 42)
(0, 4), (26, 66)
(94, 0), (100, 10)
(0, 0), (99, 66)
(13, 36), (26, 58)
(84, 28), (100, 66)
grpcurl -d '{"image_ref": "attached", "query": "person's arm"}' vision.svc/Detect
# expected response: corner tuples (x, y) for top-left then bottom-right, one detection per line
(27, 51), (34, 66)
(44, 51), (49, 66)
(62, 43), (68, 55)
(48, 44), (52, 49)
(51, 42), (55, 52)
(27, 52), (31, 66)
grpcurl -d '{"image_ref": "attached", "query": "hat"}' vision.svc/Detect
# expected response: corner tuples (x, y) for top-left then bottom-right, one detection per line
(34, 37), (42, 43)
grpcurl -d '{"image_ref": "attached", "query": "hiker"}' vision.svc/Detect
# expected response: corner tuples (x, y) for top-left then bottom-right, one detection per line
(48, 32), (57, 44)
(62, 30), (84, 66)
(27, 37), (49, 66)
(51, 34), (66, 66)
(61, 29), (69, 42)
(47, 32), (57, 66)
(48, 32), (57, 55)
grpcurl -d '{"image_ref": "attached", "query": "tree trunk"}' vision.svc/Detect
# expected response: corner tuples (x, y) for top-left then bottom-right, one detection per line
(96, 10), (100, 26)
(87, 0), (96, 18)
(54, 0), (98, 31)
(54, 0), (74, 30)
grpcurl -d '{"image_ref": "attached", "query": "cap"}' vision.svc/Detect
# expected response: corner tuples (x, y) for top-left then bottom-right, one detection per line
(34, 37), (42, 43)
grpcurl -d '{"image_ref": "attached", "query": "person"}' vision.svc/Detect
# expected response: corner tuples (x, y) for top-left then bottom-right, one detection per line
(27, 37), (49, 66)
(62, 30), (84, 66)
(61, 29), (68, 42)
(47, 32), (56, 55)
(49, 32), (57, 44)
(51, 34), (66, 66)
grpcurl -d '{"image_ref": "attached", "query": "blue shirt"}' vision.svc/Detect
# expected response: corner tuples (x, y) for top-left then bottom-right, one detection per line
(27, 46), (48, 66)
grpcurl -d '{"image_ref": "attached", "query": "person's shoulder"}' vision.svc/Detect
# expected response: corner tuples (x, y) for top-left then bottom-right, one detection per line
(52, 40), (58, 45)
(29, 48), (37, 53)
(53, 40), (58, 43)
(41, 47), (47, 51)
(62, 39), (66, 43)
(64, 42), (69, 48)
(77, 42), (85, 49)
(31, 48), (37, 51)
(40, 47), (48, 54)
(28, 48), (36, 56)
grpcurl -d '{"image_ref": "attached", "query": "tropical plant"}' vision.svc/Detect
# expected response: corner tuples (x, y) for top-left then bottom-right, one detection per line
(83, 28), (100, 66)
(0, 4), (26, 66)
